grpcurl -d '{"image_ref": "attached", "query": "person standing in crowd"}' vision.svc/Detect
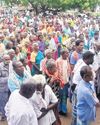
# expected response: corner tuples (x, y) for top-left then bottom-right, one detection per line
(56, 49), (71, 116)
(8, 61), (31, 92)
(8, 49), (16, 74)
(0, 34), (5, 58)
(30, 43), (44, 75)
(0, 54), (10, 121)
(5, 81), (38, 125)
(71, 51), (95, 125)
(30, 74), (59, 125)
(92, 43), (100, 100)
(38, 34), (46, 53)
(45, 59), (63, 99)
(70, 39), (84, 70)
(72, 51), (94, 88)
(90, 31), (100, 51)
(40, 49), (53, 74)
(77, 66), (100, 125)
(20, 58), (31, 75)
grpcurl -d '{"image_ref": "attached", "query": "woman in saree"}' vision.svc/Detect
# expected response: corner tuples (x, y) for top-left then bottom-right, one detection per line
(30, 43), (44, 75)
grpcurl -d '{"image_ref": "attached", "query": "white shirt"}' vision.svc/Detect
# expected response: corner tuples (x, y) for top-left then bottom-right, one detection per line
(30, 85), (58, 125)
(73, 59), (96, 85)
(5, 90), (38, 125)
(92, 51), (100, 71)
(73, 59), (87, 85)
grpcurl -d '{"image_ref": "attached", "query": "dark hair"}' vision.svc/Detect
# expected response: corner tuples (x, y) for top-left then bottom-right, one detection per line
(12, 46), (17, 51)
(20, 58), (25, 64)
(75, 39), (83, 46)
(83, 51), (94, 60)
(6, 42), (13, 49)
(60, 48), (69, 55)
(80, 66), (91, 78)
(94, 31), (99, 36)
(20, 83), (36, 98)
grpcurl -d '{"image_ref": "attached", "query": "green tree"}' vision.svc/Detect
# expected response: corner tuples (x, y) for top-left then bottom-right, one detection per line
(3, 0), (100, 13)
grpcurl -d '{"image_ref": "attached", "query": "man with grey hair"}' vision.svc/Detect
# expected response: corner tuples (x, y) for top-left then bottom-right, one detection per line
(30, 74), (58, 125)
(0, 54), (10, 121)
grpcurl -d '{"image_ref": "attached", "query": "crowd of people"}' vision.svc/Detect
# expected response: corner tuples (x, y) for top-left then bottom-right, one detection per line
(0, 9), (100, 125)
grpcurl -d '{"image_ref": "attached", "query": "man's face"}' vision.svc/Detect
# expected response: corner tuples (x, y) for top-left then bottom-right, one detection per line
(62, 51), (69, 60)
(14, 62), (24, 76)
(77, 42), (84, 52)
(88, 56), (94, 65)
(10, 51), (15, 59)
(84, 70), (93, 82)
(94, 34), (99, 40)
(36, 84), (44, 93)
(4, 56), (10, 65)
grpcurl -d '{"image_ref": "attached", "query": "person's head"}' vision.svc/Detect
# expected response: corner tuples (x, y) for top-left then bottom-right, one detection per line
(13, 46), (20, 54)
(19, 82), (36, 99)
(32, 74), (46, 93)
(80, 66), (93, 82)
(38, 34), (43, 41)
(12, 61), (24, 77)
(45, 49), (53, 59)
(75, 39), (84, 52)
(95, 43), (100, 52)
(10, 36), (15, 42)
(8, 49), (15, 60)
(83, 51), (94, 65)
(3, 54), (10, 66)
(46, 59), (57, 75)
(6, 41), (13, 50)
(94, 31), (99, 40)
(60, 48), (69, 60)
(20, 58), (28, 67)
(32, 43), (39, 52)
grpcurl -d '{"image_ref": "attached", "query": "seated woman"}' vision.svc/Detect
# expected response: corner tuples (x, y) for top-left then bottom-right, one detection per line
(30, 74), (59, 125)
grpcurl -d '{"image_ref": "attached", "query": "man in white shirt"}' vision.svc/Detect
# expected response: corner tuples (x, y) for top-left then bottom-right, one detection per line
(72, 51), (94, 88)
(5, 80), (38, 125)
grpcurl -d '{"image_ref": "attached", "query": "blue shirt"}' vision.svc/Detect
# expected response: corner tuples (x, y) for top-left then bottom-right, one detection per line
(77, 80), (96, 122)
(8, 71), (31, 92)
(70, 51), (82, 65)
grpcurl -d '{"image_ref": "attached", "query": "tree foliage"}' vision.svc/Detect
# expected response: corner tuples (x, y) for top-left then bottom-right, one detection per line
(3, 0), (100, 13)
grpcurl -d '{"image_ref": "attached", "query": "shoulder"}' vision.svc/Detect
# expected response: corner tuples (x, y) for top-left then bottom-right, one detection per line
(0, 62), (4, 69)
(56, 57), (61, 62)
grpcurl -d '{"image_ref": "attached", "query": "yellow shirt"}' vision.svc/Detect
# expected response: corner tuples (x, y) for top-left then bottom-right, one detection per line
(30, 51), (37, 63)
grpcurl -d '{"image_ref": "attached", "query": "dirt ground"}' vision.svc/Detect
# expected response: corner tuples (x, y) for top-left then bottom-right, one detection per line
(0, 100), (100, 125)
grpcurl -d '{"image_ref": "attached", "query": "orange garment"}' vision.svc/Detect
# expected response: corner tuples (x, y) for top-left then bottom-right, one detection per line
(45, 69), (64, 88)
(56, 57), (71, 84)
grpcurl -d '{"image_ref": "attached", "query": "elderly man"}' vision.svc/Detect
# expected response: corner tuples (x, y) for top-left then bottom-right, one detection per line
(0, 54), (10, 121)
(5, 81), (38, 125)
(30, 74), (59, 125)
(8, 61), (31, 92)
